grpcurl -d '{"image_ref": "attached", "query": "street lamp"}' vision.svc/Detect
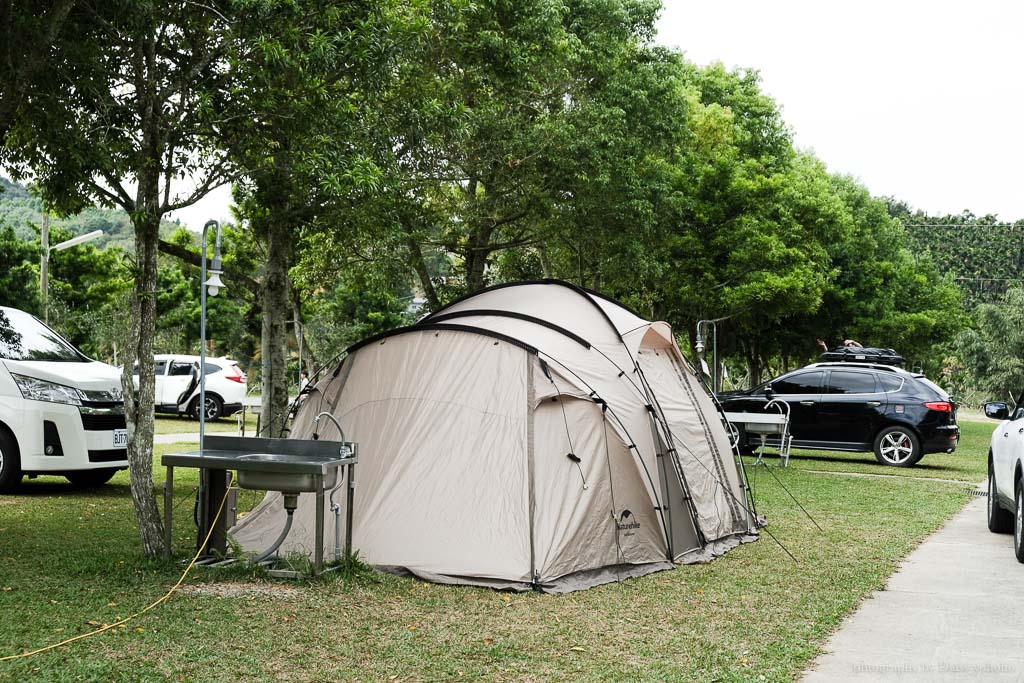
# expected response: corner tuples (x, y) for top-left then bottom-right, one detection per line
(196, 219), (226, 556)
(39, 223), (104, 323)
(199, 219), (225, 448)
(695, 319), (719, 394)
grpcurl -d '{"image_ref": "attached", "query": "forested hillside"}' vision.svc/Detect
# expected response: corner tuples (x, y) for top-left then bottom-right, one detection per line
(892, 201), (1024, 306)
(0, 176), (181, 251)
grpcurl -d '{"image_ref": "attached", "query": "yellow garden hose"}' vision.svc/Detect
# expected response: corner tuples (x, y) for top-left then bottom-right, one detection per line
(0, 486), (232, 663)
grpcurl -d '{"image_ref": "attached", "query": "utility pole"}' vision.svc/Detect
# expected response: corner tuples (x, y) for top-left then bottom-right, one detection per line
(40, 213), (50, 323)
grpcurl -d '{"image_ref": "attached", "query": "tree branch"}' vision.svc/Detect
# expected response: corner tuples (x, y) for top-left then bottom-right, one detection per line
(157, 239), (260, 291)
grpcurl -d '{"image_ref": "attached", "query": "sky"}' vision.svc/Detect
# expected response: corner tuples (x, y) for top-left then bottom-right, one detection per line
(655, 0), (1024, 220)
(170, 0), (1024, 229)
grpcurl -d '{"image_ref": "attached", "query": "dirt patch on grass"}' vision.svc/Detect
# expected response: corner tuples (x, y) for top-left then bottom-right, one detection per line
(178, 581), (304, 600)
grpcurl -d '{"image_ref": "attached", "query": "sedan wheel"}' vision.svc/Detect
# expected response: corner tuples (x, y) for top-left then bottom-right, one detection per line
(873, 426), (921, 467)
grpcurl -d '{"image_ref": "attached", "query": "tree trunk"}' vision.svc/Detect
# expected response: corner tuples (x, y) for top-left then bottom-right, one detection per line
(401, 217), (440, 310)
(463, 223), (492, 293)
(119, 25), (166, 559)
(122, 212), (165, 559)
(259, 216), (292, 438)
(537, 244), (554, 278)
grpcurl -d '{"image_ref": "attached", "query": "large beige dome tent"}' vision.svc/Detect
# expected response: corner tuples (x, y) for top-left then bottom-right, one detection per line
(231, 280), (758, 592)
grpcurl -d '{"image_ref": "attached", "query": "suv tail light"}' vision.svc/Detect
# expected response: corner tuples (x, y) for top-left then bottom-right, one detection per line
(225, 364), (246, 384)
(923, 401), (952, 412)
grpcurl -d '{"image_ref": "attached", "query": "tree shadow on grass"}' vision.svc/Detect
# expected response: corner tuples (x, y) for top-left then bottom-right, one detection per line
(11, 478), (132, 497)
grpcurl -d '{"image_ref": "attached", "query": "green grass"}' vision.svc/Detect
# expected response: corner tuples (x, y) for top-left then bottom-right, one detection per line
(153, 412), (259, 435)
(758, 419), (991, 484)
(0, 429), (982, 682)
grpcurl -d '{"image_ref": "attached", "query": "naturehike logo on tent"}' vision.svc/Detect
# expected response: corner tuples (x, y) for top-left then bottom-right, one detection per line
(616, 509), (640, 531)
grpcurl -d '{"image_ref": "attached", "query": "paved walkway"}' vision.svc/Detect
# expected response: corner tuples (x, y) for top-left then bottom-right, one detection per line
(803, 488), (1024, 682)
(154, 432), (201, 444)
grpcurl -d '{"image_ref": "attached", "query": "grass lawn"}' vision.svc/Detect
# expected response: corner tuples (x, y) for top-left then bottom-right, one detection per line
(762, 419), (990, 484)
(153, 412), (259, 435)
(0, 422), (990, 682)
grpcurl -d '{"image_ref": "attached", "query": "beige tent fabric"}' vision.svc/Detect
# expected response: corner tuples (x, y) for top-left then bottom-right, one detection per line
(637, 346), (748, 543)
(229, 280), (757, 592)
(232, 331), (533, 580)
(531, 395), (666, 580)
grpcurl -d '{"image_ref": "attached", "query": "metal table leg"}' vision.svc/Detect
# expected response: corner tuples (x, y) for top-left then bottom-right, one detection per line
(315, 480), (324, 574)
(163, 466), (174, 560)
(345, 462), (355, 560)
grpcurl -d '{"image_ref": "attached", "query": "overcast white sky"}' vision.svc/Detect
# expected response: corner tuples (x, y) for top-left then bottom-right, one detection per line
(170, 0), (1024, 229)
(656, 0), (1024, 220)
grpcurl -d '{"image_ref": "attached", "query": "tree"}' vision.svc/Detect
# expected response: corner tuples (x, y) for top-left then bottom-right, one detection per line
(955, 287), (1024, 402)
(0, 1), (79, 143)
(2, 1), (234, 557)
(223, 0), (412, 437)
(0, 224), (40, 312)
(372, 0), (669, 301)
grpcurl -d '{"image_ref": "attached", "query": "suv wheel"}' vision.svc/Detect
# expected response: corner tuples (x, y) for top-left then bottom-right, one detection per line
(873, 426), (921, 467)
(0, 429), (22, 493)
(988, 456), (1013, 533)
(190, 395), (223, 421)
(1015, 479), (1024, 563)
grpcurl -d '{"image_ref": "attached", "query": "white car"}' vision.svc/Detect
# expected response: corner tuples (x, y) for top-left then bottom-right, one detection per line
(142, 354), (246, 421)
(0, 306), (128, 491)
(985, 398), (1024, 560)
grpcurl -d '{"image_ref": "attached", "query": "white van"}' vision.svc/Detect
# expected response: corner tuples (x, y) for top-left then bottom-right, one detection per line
(0, 306), (128, 491)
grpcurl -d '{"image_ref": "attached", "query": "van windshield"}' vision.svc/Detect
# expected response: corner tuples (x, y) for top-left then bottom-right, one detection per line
(0, 308), (88, 362)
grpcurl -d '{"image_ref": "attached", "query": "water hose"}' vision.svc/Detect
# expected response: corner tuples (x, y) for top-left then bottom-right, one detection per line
(253, 508), (295, 563)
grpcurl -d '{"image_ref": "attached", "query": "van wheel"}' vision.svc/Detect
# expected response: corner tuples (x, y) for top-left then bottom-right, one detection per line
(0, 429), (22, 493)
(988, 456), (1013, 533)
(873, 426), (920, 467)
(190, 395), (223, 421)
(66, 468), (118, 488)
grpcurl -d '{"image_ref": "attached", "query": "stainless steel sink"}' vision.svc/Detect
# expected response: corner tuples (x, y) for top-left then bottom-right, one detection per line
(161, 434), (359, 573)
(235, 453), (340, 493)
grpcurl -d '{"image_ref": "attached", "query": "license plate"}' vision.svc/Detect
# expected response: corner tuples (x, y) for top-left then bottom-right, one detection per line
(113, 429), (128, 447)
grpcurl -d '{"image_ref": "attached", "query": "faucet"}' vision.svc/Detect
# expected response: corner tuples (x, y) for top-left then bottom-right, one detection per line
(313, 411), (346, 441)
(313, 412), (353, 459)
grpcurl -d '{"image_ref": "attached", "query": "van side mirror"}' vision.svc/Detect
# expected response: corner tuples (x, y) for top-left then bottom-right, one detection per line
(764, 384), (774, 401)
(985, 402), (1010, 420)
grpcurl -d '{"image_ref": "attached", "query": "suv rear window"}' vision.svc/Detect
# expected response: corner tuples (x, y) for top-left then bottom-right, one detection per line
(914, 376), (949, 400)
(826, 371), (877, 394)
(878, 374), (904, 392)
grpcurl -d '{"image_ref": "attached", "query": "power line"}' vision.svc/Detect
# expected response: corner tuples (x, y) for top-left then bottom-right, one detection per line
(903, 223), (1024, 228)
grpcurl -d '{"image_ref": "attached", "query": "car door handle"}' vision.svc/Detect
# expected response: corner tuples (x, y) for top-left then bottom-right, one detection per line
(866, 401), (882, 407)
(800, 401), (814, 406)
(1018, 428), (1023, 434)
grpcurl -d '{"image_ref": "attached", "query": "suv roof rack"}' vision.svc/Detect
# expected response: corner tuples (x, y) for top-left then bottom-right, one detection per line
(807, 362), (908, 373)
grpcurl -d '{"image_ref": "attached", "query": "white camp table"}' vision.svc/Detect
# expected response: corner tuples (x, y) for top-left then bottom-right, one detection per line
(724, 410), (792, 466)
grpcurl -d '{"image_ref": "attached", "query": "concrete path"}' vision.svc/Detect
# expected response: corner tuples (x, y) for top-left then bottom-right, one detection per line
(154, 432), (200, 444)
(803, 488), (1024, 682)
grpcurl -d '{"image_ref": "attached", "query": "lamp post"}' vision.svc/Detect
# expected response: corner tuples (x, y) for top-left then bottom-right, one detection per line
(196, 219), (225, 556)
(40, 222), (104, 323)
(198, 219), (225, 452)
(695, 319), (719, 394)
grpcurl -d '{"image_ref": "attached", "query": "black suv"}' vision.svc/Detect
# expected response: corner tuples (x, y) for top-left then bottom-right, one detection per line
(718, 363), (959, 467)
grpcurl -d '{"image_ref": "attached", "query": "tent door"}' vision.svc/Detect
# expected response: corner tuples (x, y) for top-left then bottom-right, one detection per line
(651, 415), (701, 560)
